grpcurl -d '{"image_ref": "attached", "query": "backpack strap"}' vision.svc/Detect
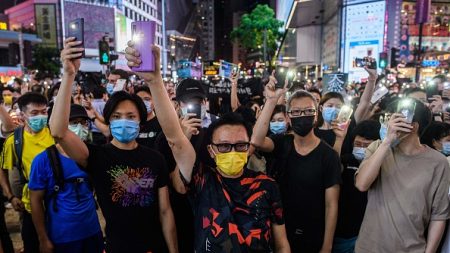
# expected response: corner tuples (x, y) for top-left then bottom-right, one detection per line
(45, 145), (90, 212)
(13, 127), (27, 184)
(46, 145), (64, 212)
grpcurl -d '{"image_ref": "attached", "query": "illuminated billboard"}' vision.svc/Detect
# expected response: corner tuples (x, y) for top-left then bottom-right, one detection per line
(342, 1), (386, 82)
(64, 2), (115, 50)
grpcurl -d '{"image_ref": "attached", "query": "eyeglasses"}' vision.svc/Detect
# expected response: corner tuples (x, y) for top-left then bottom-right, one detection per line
(211, 142), (250, 153)
(287, 108), (317, 117)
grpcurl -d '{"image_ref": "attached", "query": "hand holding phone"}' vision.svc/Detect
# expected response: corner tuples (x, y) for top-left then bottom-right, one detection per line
(371, 86), (389, 104)
(187, 103), (202, 119)
(397, 98), (416, 124)
(336, 105), (353, 129)
(67, 18), (85, 59)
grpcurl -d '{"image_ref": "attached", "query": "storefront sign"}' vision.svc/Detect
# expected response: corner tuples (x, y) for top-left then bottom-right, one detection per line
(422, 60), (440, 67)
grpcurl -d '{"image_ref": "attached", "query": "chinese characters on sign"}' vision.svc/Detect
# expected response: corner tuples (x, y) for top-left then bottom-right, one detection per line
(323, 73), (348, 95)
(34, 4), (57, 48)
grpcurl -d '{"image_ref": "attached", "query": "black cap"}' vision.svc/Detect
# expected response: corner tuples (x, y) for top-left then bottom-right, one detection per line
(176, 78), (206, 102)
(70, 104), (90, 121)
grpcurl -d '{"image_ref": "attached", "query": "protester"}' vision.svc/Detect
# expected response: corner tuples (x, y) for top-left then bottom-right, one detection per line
(29, 104), (103, 253)
(50, 38), (185, 253)
(176, 78), (218, 128)
(333, 120), (380, 253)
(269, 105), (289, 135)
(135, 85), (162, 149)
(106, 69), (129, 95)
(309, 88), (322, 105)
(421, 122), (450, 156)
(89, 85), (109, 144)
(355, 99), (449, 253)
(252, 77), (341, 252)
(0, 92), (54, 253)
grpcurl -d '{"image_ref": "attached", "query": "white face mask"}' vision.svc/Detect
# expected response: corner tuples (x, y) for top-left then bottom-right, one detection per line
(68, 123), (90, 141)
(143, 100), (152, 113)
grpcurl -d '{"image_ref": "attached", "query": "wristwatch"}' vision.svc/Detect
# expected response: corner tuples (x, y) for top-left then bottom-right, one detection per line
(90, 116), (96, 121)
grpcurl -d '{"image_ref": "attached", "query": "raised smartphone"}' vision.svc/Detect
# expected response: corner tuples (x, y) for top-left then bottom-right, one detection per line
(113, 79), (127, 93)
(187, 103), (202, 119)
(397, 98), (416, 124)
(336, 105), (353, 129)
(131, 21), (156, 72)
(275, 66), (291, 89)
(67, 18), (85, 58)
(371, 86), (389, 104)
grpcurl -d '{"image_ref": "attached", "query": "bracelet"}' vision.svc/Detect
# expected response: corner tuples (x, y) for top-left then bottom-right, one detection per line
(8, 196), (16, 202)
(90, 117), (96, 121)
(368, 78), (377, 82)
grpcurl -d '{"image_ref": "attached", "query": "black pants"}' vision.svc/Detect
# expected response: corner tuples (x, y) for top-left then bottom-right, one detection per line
(22, 211), (39, 253)
(0, 203), (14, 253)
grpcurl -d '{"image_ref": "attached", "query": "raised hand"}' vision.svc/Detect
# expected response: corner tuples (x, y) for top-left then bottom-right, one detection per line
(125, 41), (161, 83)
(61, 37), (83, 75)
(180, 114), (202, 140)
(384, 113), (413, 145)
(364, 66), (378, 80)
(429, 95), (443, 113)
(265, 71), (288, 100)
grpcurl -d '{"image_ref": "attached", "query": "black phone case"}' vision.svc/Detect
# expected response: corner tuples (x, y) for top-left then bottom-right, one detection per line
(188, 104), (202, 119)
(275, 67), (288, 88)
(68, 18), (85, 59)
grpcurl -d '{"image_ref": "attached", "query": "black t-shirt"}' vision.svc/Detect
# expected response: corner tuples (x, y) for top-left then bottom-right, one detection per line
(189, 167), (284, 252)
(335, 153), (367, 238)
(155, 128), (214, 252)
(270, 134), (342, 252)
(136, 117), (162, 149)
(85, 143), (169, 253)
(314, 128), (336, 147)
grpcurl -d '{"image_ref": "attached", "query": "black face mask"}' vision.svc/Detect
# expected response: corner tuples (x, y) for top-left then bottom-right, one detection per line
(291, 116), (315, 137)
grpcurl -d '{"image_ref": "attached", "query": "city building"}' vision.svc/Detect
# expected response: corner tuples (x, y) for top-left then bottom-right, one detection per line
(123, 0), (163, 47)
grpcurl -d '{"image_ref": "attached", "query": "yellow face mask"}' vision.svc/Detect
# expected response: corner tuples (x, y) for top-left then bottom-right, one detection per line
(214, 151), (248, 176)
(3, 95), (12, 105)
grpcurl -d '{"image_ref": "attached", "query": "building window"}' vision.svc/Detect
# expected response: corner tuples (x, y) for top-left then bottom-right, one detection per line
(125, 7), (128, 17)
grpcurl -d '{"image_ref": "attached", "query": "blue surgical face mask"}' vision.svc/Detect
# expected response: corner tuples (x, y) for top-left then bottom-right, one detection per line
(106, 83), (114, 95)
(352, 147), (366, 161)
(322, 107), (340, 124)
(442, 142), (450, 156)
(27, 115), (48, 132)
(143, 100), (152, 113)
(270, 121), (287, 134)
(110, 119), (140, 143)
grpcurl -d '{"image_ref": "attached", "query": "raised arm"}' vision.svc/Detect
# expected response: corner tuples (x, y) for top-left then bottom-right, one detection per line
(354, 67), (378, 123)
(251, 75), (286, 153)
(125, 42), (196, 184)
(49, 38), (89, 167)
(0, 106), (17, 135)
(355, 113), (412, 191)
(230, 75), (240, 112)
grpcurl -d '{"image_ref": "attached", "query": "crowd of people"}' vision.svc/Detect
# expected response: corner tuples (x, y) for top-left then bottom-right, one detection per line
(0, 38), (449, 253)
